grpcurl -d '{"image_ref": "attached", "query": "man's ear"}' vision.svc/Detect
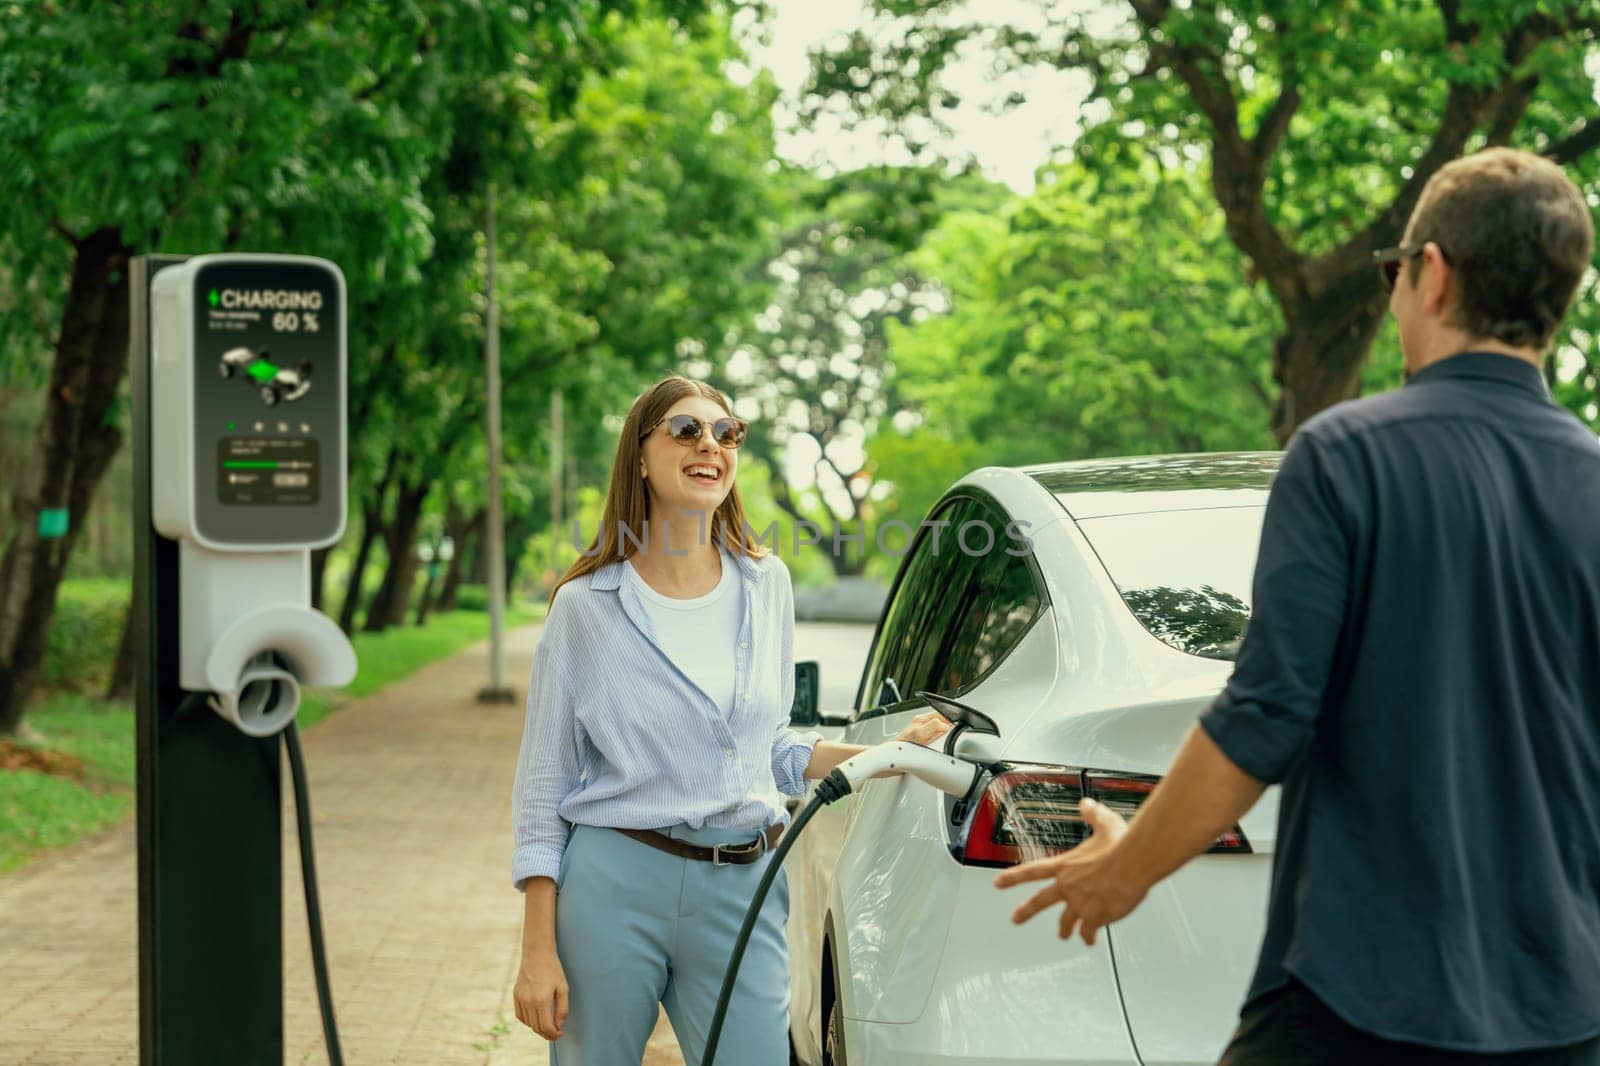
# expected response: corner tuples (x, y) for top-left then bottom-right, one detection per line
(1419, 241), (1452, 316)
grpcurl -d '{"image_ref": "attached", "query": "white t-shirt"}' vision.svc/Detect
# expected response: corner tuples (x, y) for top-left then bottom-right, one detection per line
(623, 546), (744, 718)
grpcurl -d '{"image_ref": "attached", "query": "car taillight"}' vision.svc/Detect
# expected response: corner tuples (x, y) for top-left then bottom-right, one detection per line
(958, 764), (1250, 867)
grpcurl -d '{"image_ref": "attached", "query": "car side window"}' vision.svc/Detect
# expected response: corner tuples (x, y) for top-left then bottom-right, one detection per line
(857, 498), (966, 713)
(857, 496), (1045, 716)
(903, 501), (990, 696)
(931, 499), (1044, 692)
(965, 546), (1043, 679)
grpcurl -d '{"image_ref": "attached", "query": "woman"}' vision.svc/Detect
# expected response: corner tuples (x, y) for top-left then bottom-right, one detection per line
(510, 375), (951, 1065)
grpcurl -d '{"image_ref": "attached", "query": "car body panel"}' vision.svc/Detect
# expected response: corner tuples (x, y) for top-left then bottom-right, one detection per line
(1106, 856), (1272, 1065)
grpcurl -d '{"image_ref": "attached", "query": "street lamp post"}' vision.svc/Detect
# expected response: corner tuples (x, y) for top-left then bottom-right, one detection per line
(478, 181), (513, 704)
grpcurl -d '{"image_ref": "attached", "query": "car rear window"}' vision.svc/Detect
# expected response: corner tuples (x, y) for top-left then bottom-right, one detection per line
(1075, 507), (1264, 661)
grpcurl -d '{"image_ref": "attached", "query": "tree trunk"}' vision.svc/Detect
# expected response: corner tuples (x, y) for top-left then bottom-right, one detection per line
(466, 519), (490, 584)
(104, 598), (138, 702)
(503, 508), (537, 602)
(363, 479), (428, 633)
(338, 497), (382, 635)
(338, 448), (399, 634)
(310, 546), (331, 613)
(436, 508), (483, 612)
(413, 562), (439, 626)
(0, 228), (132, 735)
(1270, 272), (1392, 445)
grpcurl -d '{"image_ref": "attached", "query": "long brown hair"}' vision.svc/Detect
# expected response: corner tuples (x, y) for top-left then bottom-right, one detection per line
(548, 376), (772, 607)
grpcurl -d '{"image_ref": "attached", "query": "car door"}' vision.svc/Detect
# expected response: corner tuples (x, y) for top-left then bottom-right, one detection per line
(788, 495), (988, 1059)
(830, 497), (1051, 1026)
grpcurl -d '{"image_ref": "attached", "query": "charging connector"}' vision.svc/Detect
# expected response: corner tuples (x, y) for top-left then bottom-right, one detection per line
(701, 740), (983, 1066)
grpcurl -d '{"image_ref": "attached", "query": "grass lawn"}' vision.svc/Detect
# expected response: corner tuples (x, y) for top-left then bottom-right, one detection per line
(0, 605), (543, 875)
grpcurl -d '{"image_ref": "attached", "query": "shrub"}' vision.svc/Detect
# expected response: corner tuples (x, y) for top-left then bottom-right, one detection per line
(454, 584), (488, 611)
(40, 579), (131, 695)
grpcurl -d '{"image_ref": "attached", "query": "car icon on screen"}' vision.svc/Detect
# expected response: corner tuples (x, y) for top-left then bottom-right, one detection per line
(261, 362), (313, 407)
(218, 347), (312, 406)
(219, 346), (264, 379)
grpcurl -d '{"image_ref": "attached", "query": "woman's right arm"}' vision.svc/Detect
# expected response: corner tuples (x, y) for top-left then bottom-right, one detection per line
(510, 633), (580, 1040)
(514, 877), (568, 1039)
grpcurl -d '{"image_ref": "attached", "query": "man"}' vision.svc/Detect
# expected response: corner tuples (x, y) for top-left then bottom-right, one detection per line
(996, 146), (1600, 1065)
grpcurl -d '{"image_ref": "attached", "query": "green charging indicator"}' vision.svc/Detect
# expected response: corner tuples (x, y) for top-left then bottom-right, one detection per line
(224, 461), (278, 470)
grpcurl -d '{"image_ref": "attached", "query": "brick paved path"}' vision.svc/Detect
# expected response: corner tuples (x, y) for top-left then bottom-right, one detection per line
(0, 620), (871, 1065)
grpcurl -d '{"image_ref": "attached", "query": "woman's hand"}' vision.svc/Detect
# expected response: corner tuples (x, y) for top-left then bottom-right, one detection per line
(513, 949), (569, 1041)
(896, 710), (954, 747)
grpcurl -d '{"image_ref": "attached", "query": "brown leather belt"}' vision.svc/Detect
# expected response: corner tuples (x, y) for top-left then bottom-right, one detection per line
(613, 824), (783, 865)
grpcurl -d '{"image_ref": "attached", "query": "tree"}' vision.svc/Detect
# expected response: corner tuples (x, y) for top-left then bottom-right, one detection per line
(0, 0), (607, 733)
(710, 166), (998, 576)
(339, 11), (782, 629)
(884, 160), (1279, 472)
(804, 0), (1600, 443)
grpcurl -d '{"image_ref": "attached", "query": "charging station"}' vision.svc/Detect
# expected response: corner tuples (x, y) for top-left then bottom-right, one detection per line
(134, 253), (355, 1063)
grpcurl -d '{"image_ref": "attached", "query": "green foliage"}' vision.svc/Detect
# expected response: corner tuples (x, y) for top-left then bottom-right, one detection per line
(0, 694), (134, 874)
(0, 766), (133, 875)
(802, 1), (1600, 438)
(39, 579), (130, 695)
(855, 427), (987, 584)
(454, 585), (491, 612)
(1551, 274), (1600, 433)
(709, 166), (1007, 574)
(884, 160), (1277, 471)
(342, 11), (784, 601)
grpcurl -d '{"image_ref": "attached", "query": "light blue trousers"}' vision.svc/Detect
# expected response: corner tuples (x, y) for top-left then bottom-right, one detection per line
(550, 822), (791, 1066)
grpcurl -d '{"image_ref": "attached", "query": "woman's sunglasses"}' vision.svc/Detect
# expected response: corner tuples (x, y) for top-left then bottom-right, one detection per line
(1373, 240), (1449, 293)
(638, 413), (749, 449)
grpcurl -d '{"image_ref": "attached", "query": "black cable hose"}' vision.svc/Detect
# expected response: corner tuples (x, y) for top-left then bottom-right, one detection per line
(703, 771), (851, 1066)
(284, 721), (345, 1066)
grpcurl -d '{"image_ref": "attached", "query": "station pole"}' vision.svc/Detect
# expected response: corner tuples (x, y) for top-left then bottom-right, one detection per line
(133, 254), (283, 1065)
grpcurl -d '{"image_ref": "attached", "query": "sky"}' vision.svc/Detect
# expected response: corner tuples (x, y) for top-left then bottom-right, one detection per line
(738, 0), (1096, 195)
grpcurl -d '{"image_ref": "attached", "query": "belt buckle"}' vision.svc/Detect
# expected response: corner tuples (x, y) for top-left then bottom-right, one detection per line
(711, 833), (766, 866)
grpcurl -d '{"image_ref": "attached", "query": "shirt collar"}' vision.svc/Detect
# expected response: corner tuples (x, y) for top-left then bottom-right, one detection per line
(588, 544), (764, 591)
(1404, 350), (1551, 399)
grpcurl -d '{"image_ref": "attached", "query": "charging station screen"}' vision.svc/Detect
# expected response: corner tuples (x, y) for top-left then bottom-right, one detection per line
(191, 259), (343, 546)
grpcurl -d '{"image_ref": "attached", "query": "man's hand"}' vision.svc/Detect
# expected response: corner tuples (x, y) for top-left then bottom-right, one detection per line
(993, 797), (1147, 946)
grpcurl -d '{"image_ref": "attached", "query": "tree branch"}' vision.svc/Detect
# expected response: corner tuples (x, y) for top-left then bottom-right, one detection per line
(1545, 115), (1600, 163)
(1126, 0), (1305, 301)
(1252, 83), (1302, 161)
(1330, 2), (1581, 279)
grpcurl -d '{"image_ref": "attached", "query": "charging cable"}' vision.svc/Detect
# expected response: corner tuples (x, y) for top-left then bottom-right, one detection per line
(701, 742), (981, 1066)
(284, 721), (344, 1066)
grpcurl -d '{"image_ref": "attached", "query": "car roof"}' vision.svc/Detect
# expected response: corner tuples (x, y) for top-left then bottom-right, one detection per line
(1017, 451), (1280, 520)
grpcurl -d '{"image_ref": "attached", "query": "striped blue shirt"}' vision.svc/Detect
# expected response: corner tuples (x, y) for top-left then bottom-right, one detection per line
(511, 546), (822, 890)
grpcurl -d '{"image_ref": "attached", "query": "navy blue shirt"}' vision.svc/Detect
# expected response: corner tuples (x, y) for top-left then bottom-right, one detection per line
(1200, 352), (1600, 1052)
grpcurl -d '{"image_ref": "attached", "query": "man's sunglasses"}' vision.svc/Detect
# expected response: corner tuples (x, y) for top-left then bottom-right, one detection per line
(1373, 240), (1449, 293)
(639, 413), (749, 449)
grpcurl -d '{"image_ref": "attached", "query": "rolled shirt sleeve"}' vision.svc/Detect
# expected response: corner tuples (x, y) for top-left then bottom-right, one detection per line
(1199, 428), (1354, 784)
(510, 632), (581, 891)
(770, 555), (821, 796)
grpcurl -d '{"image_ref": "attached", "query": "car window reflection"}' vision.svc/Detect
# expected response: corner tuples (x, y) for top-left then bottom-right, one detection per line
(1077, 507), (1264, 662)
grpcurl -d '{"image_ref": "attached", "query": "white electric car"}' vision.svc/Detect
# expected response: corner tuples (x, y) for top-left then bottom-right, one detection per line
(786, 452), (1282, 1066)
